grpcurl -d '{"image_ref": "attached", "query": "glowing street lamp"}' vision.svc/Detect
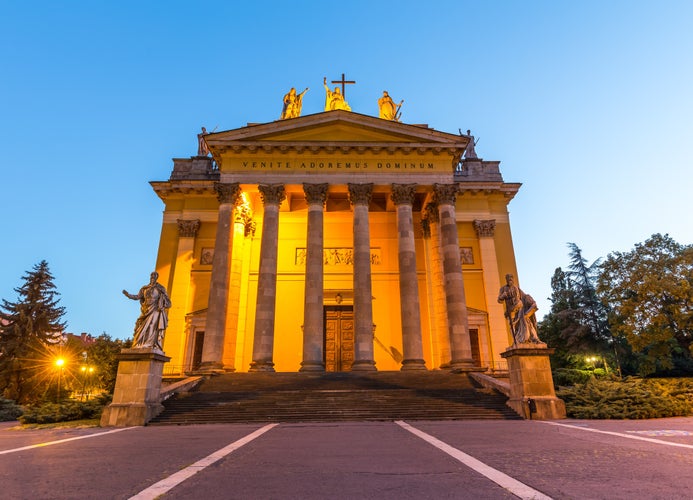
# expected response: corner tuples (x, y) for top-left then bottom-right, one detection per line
(80, 365), (95, 400)
(55, 358), (65, 403)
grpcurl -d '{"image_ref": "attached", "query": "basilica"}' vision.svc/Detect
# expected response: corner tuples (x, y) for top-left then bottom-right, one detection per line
(151, 87), (522, 374)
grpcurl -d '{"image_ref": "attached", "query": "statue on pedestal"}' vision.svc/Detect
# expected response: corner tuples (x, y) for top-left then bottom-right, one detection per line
(377, 91), (403, 121)
(280, 87), (309, 119)
(197, 127), (210, 156)
(463, 129), (479, 159)
(323, 77), (351, 111)
(498, 274), (540, 345)
(123, 272), (171, 351)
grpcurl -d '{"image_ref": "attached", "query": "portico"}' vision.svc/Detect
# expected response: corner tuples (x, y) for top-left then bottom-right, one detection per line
(151, 110), (519, 374)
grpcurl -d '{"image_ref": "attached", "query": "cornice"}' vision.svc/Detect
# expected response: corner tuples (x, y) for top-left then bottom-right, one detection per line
(214, 142), (465, 156)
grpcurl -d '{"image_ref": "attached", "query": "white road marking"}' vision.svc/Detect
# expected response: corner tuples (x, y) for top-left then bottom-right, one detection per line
(541, 421), (693, 449)
(396, 421), (552, 500)
(0, 427), (137, 455)
(129, 423), (278, 500)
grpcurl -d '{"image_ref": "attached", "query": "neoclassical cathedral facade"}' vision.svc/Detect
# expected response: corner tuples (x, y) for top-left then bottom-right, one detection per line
(151, 109), (521, 374)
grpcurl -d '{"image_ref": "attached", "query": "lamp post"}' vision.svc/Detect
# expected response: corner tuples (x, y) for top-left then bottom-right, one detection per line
(80, 365), (95, 400)
(55, 358), (65, 403)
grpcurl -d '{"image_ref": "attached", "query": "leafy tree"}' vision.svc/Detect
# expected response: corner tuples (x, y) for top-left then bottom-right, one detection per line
(597, 234), (693, 375)
(87, 333), (131, 394)
(0, 261), (66, 403)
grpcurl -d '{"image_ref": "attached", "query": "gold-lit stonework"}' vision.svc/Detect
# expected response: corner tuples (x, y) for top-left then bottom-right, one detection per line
(151, 107), (522, 375)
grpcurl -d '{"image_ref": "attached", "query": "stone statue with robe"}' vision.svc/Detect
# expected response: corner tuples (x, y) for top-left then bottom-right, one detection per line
(323, 77), (351, 111)
(378, 91), (403, 121)
(281, 87), (309, 119)
(123, 272), (171, 351)
(498, 274), (540, 345)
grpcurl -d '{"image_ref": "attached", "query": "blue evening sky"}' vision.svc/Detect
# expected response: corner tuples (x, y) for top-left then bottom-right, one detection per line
(1, 1), (691, 340)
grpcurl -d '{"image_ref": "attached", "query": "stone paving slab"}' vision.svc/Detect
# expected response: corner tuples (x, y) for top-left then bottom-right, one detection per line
(1, 419), (692, 499)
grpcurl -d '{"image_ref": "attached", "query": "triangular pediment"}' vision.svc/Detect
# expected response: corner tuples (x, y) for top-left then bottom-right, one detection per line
(204, 111), (468, 149)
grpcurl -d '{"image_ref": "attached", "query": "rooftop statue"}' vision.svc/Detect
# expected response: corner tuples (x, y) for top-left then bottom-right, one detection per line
(378, 91), (403, 121)
(197, 126), (217, 156)
(122, 272), (171, 351)
(463, 129), (479, 159)
(197, 127), (210, 156)
(498, 274), (541, 346)
(280, 87), (309, 120)
(323, 77), (351, 112)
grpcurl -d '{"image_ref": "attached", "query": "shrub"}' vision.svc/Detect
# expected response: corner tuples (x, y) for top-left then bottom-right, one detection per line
(0, 397), (23, 421)
(553, 368), (593, 386)
(557, 377), (693, 419)
(19, 399), (105, 424)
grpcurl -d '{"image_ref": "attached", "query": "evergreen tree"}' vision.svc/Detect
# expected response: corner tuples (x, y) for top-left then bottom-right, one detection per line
(538, 244), (614, 371)
(0, 261), (66, 403)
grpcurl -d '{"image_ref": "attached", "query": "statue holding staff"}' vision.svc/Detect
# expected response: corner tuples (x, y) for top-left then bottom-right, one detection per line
(280, 87), (309, 119)
(378, 91), (403, 121)
(498, 274), (541, 345)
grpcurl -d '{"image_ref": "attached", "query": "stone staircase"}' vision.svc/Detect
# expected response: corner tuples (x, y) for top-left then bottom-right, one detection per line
(148, 371), (521, 425)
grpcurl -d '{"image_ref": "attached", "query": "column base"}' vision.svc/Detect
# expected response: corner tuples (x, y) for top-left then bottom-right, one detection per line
(350, 360), (377, 372)
(449, 358), (483, 372)
(299, 361), (325, 372)
(249, 361), (275, 372)
(196, 361), (225, 374)
(401, 359), (427, 371)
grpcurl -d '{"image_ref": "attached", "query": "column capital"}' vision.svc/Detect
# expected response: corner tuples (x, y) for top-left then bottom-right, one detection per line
(348, 183), (373, 206)
(473, 219), (496, 238)
(258, 184), (286, 206)
(390, 184), (417, 206)
(433, 183), (459, 206)
(176, 219), (200, 238)
(303, 183), (328, 206)
(214, 182), (241, 205)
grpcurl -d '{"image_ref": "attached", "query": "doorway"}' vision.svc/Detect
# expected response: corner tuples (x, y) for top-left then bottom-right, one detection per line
(324, 306), (355, 372)
(191, 331), (204, 371)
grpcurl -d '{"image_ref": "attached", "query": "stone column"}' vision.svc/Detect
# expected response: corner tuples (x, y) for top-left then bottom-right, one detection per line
(433, 183), (475, 370)
(200, 183), (240, 371)
(348, 183), (377, 371)
(391, 184), (426, 370)
(249, 184), (286, 372)
(300, 183), (328, 372)
(424, 202), (451, 368)
(474, 219), (512, 370)
(164, 219), (200, 369)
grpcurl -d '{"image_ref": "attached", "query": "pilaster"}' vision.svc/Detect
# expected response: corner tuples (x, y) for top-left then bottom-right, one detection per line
(164, 219), (200, 370)
(474, 219), (512, 371)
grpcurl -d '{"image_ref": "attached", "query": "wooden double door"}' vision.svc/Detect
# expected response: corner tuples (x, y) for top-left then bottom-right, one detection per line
(324, 306), (355, 372)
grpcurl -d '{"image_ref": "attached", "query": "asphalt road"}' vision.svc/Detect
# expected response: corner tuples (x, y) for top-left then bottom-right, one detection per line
(1, 418), (692, 499)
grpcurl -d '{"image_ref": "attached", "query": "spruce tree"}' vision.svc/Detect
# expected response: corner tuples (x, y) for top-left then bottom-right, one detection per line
(0, 261), (66, 403)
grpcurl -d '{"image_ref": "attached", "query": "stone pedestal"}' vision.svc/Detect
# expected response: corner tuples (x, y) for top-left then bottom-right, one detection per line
(500, 344), (566, 420)
(100, 348), (170, 427)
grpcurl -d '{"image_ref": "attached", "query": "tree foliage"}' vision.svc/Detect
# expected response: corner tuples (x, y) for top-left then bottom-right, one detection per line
(597, 234), (693, 375)
(87, 333), (131, 394)
(0, 261), (66, 403)
(539, 244), (613, 369)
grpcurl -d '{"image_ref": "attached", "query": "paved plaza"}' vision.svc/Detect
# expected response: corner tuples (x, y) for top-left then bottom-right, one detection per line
(1, 418), (692, 499)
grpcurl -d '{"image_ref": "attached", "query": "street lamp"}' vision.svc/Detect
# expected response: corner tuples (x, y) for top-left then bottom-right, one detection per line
(55, 358), (65, 403)
(80, 365), (95, 400)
